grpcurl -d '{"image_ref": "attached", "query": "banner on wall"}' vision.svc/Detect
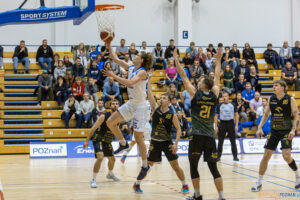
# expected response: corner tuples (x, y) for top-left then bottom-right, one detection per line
(30, 142), (67, 158)
(216, 139), (241, 154)
(242, 139), (267, 154)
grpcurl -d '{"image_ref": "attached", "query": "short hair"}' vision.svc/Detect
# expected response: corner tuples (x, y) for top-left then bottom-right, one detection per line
(190, 42), (195, 46)
(57, 76), (64, 81)
(274, 79), (287, 91)
(75, 57), (81, 60)
(208, 43), (213, 47)
(98, 99), (104, 103)
(222, 90), (230, 96)
(267, 43), (272, 47)
(156, 43), (161, 47)
(20, 40), (25, 43)
(236, 91), (242, 96)
(218, 43), (223, 47)
(66, 69), (72, 72)
(162, 93), (171, 101)
(75, 76), (82, 81)
(141, 52), (153, 70)
(110, 99), (120, 105)
(54, 53), (60, 58)
(202, 77), (214, 90)
(246, 82), (251, 86)
(121, 38), (125, 42)
(170, 39), (174, 42)
(225, 46), (230, 50)
(142, 41), (146, 44)
(286, 61), (292, 65)
(43, 39), (47, 42)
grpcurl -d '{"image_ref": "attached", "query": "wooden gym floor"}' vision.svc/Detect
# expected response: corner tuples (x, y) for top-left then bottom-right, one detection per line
(1, 154), (300, 200)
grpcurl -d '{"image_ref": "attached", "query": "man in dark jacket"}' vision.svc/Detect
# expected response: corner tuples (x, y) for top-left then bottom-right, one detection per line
(72, 57), (85, 78)
(243, 43), (258, 71)
(263, 43), (280, 69)
(13, 40), (30, 74)
(235, 59), (250, 79)
(37, 70), (54, 106)
(0, 45), (3, 69)
(36, 39), (54, 71)
(165, 39), (180, 61)
(292, 41), (300, 68)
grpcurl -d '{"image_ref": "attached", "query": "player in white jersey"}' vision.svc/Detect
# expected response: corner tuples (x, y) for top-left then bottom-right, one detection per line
(103, 44), (153, 182)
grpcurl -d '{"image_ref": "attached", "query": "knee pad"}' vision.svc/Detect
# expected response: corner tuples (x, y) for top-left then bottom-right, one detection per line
(189, 155), (200, 179)
(207, 162), (221, 179)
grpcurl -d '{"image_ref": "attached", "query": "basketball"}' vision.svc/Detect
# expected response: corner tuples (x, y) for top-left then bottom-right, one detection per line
(100, 31), (115, 44)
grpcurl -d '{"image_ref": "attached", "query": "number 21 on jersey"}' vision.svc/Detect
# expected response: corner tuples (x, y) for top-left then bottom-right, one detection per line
(199, 105), (211, 118)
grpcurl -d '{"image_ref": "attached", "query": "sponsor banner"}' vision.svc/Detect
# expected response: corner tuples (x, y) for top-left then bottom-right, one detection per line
(30, 142), (67, 158)
(215, 139), (241, 154)
(177, 140), (189, 155)
(243, 139), (267, 154)
(277, 137), (300, 153)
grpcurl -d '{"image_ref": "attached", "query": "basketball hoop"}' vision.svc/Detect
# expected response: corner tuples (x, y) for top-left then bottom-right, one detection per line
(95, 4), (124, 42)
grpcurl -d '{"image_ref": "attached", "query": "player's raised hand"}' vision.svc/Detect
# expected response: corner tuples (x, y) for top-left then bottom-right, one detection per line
(173, 48), (179, 60)
(256, 128), (263, 139)
(288, 130), (295, 140)
(214, 48), (223, 61)
(172, 144), (178, 155)
(83, 140), (89, 149)
(109, 45), (118, 61)
(102, 65), (114, 77)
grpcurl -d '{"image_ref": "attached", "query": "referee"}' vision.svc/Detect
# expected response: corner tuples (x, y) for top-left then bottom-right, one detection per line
(215, 91), (239, 161)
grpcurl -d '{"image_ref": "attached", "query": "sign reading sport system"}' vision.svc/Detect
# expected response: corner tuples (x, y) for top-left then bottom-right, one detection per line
(30, 143), (67, 158)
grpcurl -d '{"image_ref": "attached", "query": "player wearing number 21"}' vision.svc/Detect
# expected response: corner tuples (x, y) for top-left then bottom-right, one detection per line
(174, 48), (226, 200)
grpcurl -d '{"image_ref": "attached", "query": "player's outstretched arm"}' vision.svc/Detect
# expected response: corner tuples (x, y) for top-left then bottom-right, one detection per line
(172, 114), (182, 154)
(83, 114), (105, 149)
(211, 50), (223, 97)
(289, 97), (299, 140)
(108, 45), (130, 70)
(257, 99), (271, 138)
(173, 48), (196, 98)
(147, 73), (158, 111)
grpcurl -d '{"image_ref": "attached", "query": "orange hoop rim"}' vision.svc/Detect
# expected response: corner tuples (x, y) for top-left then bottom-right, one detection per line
(95, 4), (124, 11)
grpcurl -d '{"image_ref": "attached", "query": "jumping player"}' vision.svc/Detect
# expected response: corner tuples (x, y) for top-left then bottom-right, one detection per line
(132, 74), (189, 194)
(83, 99), (121, 188)
(251, 80), (300, 191)
(102, 45), (153, 183)
(174, 48), (225, 200)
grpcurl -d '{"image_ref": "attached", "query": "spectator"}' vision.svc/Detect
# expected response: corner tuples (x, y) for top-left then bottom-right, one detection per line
(282, 61), (300, 90)
(110, 61), (122, 77)
(88, 60), (101, 86)
(85, 77), (98, 103)
(186, 42), (198, 57)
(243, 43), (258, 71)
(235, 74), (246, 93)
(181, 89), (191, 117)
(139, 41), (151, 53)
(36, 39), (53, 71)
(207, 59), (218, 74)
(63, 94), (81, 129)
(72, 57), (85, 78)
(12, 40), (29, 74)
(221, 65), (234, 94)
(169, 96), (182, 114)
(123, 54), (133, 67)
(89, 46), (98, 62)
(116, 39), (128, 60)
(54, 76), (68, 109)
(0, 45), (3, 69)
(51, 53), (60, 75)
(152, 43), (166, 69)
(205, 52), (215, 71)
(206, 43), (216, 56)
(194, 47), (207, 67)
(165, 39), (180, 61)
(263, 43), (280, 69)
(234, 59), (250, 79)
(165, 59), (178, 89)
(75, 42), (88, 68)
(229, 43), (241, 67)
(208, 71), (215, 80)
(128, 43), (139, 61)
(96, 54), (104, 71)
(292, 41), (300, 68)
(183, 52), (194, 68)
(79, 93), (94, 128)
(172, 109), (190, 139)
(65, 69), (74, 94)
(232, 92), (249, 122)
(100, 44), (110, 63)
(249, 92), (262, 121)
(166, 83), (180, 100)
(221, 46), (236, 70)
(247, 66), (261, 93)
(242, 82), (255, 103)
(63, 55), (73, 69)
(37, 70), (54, 106)
(54, 60), (66, 82)
(72, 76), (85, 102)
(120, 122), (132, 141)
(189, 60), (204, 83)
(119, 71), (128, 97)
(102, 77), (122, 106)
(279, 41), (294, 68)
(92, 99), (106, 123)
(217, 43), (224, 52)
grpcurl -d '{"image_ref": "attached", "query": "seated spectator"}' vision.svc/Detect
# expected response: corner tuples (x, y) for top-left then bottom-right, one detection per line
(186, 42), (198, 58)
(128, 43), (139, 61)
(13, 40), (29, 74)
(63, 94), (81, 128)
(243, 43), (258, 71)
(247, 66), (261, 93)
(229, 43), (241, 67)
(206, 43), (216, 56)
(102, 77), (122, 106)
(242, 82), (255, 103)
(263, 43), (280, 69)
(79, 93), (94, 128)
(75, 42), (88, 68)
(169, 96), (182, 114)
(282, 61), (300, 90)
(96, 54), (104, 70)
(292, 41), (300, 68)
(279, 41), (294, 68)
(194, 47), (206, 68)
(37, 70), (54, 106)
(235, 74), (246, 93)
(172, 109), (190, 139)
(54, 60), (66, 82)
(208, 71), (215, 80)
(116, 39), (128, 60)
(100, 44), (110, 63)
(65, 69), (74, 94)
(120, 122), (132, 141)
(221, 46), (237, 70)
(92, 99), (106, 123)
(54, 76), (68, 109)
(249, 92), (262, 121)
(234, 59), (250, 79)
(152, 43), (166, 69)
(110, 61), (122, 77)
(167, 83), (180, 100)
(51, 53), (60, 75)
(89, 46), (99, 62)
(123, 54), (133, 67)
(232, 92), (249, 122)
(217, 43), (224, 52)
(181, 89), (191, 117)
(63, 55), (73, 69)
(36, 39), (53, 71)
(207, 59), (218, 74)
(72, 57), (85, 79)
(183, 52), (194, 68)
(0, 45), (3, 69)
(205, 52), (214, 71)
(72, 76), (85, 102)
(139, 41), (151, 53)
(165, 59), (178, 89)
(189, 60), (204, 83)
(221, 65), (234, 94)
(88, 60), (101, 87)
(165, 39), (180, 61)
(85, 77), (98, 103)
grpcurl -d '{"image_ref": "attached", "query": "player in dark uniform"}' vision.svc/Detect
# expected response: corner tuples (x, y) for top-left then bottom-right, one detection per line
(132, 75), (189, 194)
(251, 80), (300, 191)
(83, 99), (121, 188)
(174, 48), (225, 200)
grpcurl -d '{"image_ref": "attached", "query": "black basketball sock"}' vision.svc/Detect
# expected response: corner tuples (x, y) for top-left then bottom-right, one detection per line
(288, 159), (298, 171)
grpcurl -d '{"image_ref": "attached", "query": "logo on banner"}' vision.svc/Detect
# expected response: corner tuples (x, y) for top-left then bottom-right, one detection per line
(30, 143), (67, 158)
(183, 31), (188, 39)
(243, 139), (267, 153)
(177, 141), (189, 155)
(20, 11), (67, 21)
(74, 145), (94, 154)
(67, 141), (94, 158)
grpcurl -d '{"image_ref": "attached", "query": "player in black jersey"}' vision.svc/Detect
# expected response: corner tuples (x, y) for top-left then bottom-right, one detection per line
(251, 80), (300, 191)
(174, 48), (225, 200)
(83, 99), (121, 188)
(133, 75), (189, 194)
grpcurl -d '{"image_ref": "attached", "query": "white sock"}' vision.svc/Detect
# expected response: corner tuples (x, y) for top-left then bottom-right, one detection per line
(294, 170), (300, 178)
(218, 191), (224, 199)
(120, 139), (126, 146)
(258, 174), (264, 184)
(142, 160), (148, 168)
(194, 188), (200, 198)
(108, 170), (113, 176)
(181, 180), (186, 186)
(93, 172), (97, 181)
(136, 180), (141, 185)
